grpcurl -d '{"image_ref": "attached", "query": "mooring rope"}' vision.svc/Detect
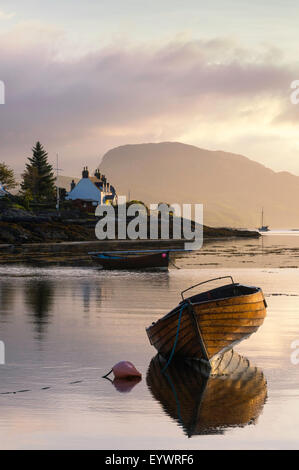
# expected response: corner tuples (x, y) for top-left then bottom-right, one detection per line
(163, 370), (183, 426)
(169, 258), (181, 270)
(102, 369), (113, 379)
(162, 302), (187, 373)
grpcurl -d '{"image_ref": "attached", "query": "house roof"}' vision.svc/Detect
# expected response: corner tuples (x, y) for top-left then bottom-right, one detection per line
(0, 184), (10, 198)
(66, 177), (102, 203)
(66, 168), (116, 204)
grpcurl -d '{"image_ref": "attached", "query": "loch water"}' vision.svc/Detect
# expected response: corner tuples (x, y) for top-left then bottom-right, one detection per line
(0, 233), (298, 449)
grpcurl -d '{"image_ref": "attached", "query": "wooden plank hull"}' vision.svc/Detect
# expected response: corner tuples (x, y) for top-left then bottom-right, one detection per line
(146, 283), (267, 363)
(146, 351), (267, 436)
(91, 252), (169, 270)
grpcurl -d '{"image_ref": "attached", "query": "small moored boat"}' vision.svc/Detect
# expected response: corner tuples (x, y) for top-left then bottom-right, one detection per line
(258, 208), (270, 232)
(89, 250), (170, 270)
(146, 276), (267, 366)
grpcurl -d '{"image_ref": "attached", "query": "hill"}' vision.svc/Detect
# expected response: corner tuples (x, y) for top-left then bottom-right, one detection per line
(99, 142), (299, 228)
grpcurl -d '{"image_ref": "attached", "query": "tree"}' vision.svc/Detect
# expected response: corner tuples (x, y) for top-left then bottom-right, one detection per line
(0, 162), (16, 189)
(21, 142), (56, 202)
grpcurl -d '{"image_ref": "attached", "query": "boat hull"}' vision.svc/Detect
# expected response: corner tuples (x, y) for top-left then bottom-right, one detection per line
(92, 252), (169, 270)
(146, 284), (267, 363)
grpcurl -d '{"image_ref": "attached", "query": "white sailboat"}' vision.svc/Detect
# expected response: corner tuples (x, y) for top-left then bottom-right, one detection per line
(258, 208), (269, 232)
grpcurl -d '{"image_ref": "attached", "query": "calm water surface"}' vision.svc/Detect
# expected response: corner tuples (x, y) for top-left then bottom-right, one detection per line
(0, 234), (299, 449)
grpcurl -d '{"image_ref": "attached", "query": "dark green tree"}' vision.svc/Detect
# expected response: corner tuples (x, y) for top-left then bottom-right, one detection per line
(21, 142), (56, 202)
(0, 162), (16, 189)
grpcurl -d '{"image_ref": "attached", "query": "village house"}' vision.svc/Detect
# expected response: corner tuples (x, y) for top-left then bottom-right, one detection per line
(66, 167), (117, 211)
(0, 183), (11, 198)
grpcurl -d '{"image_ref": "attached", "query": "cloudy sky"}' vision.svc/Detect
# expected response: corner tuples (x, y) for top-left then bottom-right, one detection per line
(0, 0), (299, 176)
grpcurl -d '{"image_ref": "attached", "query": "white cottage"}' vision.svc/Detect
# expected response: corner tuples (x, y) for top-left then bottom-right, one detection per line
(66, 167), (117, 211)
(0, 183), (10, 198)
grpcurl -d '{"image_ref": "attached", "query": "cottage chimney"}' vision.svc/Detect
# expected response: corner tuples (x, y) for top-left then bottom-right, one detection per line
(94, 169), (101, 180)
(82, 166), (89, 178)
(70, 179), (76, 191)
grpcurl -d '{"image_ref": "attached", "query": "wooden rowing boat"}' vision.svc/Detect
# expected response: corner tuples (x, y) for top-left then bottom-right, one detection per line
(146, 350), (267, 436)
(146, 276), (267, 365)
(90, 250), (170, 270)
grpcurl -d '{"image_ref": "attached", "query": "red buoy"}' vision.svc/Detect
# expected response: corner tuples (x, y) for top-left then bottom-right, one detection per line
(112, 361), (142, 379)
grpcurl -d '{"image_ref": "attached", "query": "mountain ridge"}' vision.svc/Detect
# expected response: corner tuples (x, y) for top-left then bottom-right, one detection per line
(99, 141), (299, 228)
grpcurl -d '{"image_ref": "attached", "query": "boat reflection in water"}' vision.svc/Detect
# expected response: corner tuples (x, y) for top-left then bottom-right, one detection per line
(146, 350), (267, 437)
(104, 376), (142, 393)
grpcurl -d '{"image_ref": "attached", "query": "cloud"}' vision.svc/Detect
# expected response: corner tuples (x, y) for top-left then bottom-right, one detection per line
(0, 24), (297, 174)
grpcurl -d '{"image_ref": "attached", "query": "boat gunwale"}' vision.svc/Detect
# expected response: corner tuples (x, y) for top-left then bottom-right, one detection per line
(146, 285), (264, 332)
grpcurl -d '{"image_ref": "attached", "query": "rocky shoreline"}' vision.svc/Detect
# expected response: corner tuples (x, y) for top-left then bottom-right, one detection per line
(0, 206), (260, 265)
